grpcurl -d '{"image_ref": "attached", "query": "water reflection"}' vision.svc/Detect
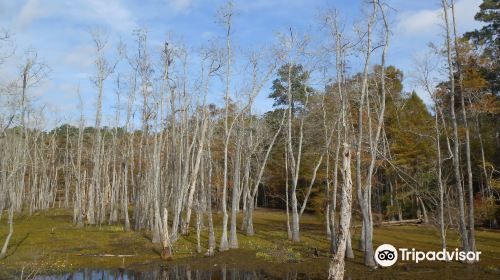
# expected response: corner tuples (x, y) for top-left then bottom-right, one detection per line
(34, 265), (315, 280)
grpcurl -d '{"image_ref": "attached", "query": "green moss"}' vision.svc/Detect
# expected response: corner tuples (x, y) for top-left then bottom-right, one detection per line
(484, 265), (500, 275)
(255, 251), (273, 261)
(0, 209), (158, 275)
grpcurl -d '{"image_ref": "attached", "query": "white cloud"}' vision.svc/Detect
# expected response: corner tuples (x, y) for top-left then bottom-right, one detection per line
(64, 44), (94, 70)
(16, 0), (47, 29)
(397, 9), (440, 35)
(167, 0), (194, 13)
(237, 0), (304, 11)
(396, 0), (482, 37)
(15, 0), (137, 33)
(201, 31), (214, 39)
(85, 0), (137, 32)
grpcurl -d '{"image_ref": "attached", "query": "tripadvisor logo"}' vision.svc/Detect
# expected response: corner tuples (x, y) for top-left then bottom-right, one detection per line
(374, 244), (398, 267)
(374, 244), (482, 267)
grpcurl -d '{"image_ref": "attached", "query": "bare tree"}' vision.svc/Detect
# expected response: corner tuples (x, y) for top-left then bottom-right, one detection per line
(327, 9), (355, 277)
(414, 50), (450, 253)
(88, 29), (115, 225)
(441, 0), (470, 253)
(72, 86), (85, 227)
(219, 0), (234, 251)
(451, 0), (476, 253)
(353, 1), (379, 267)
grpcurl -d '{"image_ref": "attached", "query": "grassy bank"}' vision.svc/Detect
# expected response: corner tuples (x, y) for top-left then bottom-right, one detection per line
(0, 208), (499, 279)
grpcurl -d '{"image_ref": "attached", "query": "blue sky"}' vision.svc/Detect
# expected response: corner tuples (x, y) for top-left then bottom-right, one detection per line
(0, 0), (484, 127)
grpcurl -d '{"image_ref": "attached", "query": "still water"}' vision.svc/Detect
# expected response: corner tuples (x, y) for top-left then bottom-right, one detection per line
(34, 265), (317, 280)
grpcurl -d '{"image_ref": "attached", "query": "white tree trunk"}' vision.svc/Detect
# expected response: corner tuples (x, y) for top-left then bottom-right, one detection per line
(328, 144), (353, 279)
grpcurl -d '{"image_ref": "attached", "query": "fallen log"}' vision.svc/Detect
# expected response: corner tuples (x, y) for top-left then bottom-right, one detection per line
(353, 218), (422, 228)
(376, 219), (422, 226)
(76, 253), (135, 257)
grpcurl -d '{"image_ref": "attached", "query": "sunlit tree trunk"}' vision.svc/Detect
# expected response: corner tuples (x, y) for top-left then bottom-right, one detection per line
(451, 0), (475, 253)
(442, 0), (470, 252)
(229, 127), (241, 248)
(354, 2), (378, 266)
(328, 144), (353, 280)
(219, 0), (234, 252)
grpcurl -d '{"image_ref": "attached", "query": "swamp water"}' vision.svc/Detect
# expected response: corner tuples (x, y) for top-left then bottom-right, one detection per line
(34, 265), (318, 280)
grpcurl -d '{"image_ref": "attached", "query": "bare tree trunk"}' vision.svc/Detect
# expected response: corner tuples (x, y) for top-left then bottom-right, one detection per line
(451, 0), (475, 253)
(240, 154), (250, 231)
(354, 2), (378, 266)
(229, 128), (241, 248)
(73, 88), (85, 227)
(0, 205), (13, 258)
(434, 103), (447, 252)
(122, 65), (137, 232)
(63, 126), (71, 208)
(476, 116), (490, 197)
(346, 228), (354, 259)
(442, 0), (470, 252)
(327, 11), (346, 256)
(182, 111), (209, 234)
(88, 31), (114, 226)
(245, 111), (285, 236)
(160, 208), (172, 260)
(328, 144), (353, 280)
(329, 123), (341, 253)
(285, 58), (309, 243)
(418, 196), (429, 224)
(196, 191), (203, 253)
(219, 0), (234, 252)
(206, 126), (216, 256)
(299, 154), (324, 216)
(285, 149), (292, 240)
(220, 132), (231, 251)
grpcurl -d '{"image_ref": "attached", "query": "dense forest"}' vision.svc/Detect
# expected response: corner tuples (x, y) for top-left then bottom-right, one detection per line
(0, 0), (498, 279)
